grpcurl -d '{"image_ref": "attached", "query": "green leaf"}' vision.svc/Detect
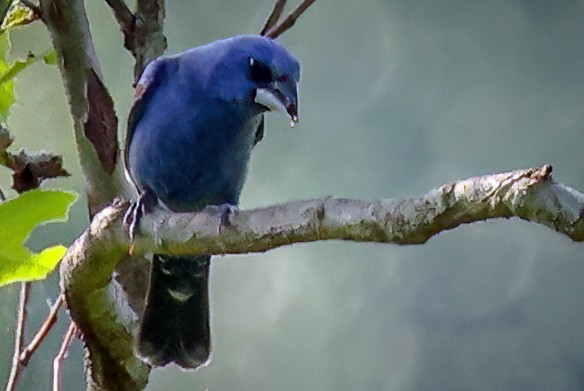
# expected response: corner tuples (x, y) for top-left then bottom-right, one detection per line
(0, 28), (9, 57)
(0, 53), (33, 84)
(1, 3), (36, 30)
(0, 31), (55, 122)
(0, 189), (78, 286)
(0, 48), (58, 86)
(0, 32), (13, 121)
(43, 49), (57, 65)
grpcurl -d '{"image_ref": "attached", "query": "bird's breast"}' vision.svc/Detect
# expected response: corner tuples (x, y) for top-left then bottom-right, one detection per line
(129, 107), (260, 212)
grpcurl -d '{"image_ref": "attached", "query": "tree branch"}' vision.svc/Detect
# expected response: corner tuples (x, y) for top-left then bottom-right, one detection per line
(59, 164), (584, 390)
(38, 0), (129, 215)
(260, 0), (287, 36)
(104, 0), (134, 33)
(103, 0), (166, 82)
(5, 282), (30, 391)
(266, 0), (316, 39)
(52, 322), (77, 391)
(19, 294), (64, 366)
(120, 0), (166, 82)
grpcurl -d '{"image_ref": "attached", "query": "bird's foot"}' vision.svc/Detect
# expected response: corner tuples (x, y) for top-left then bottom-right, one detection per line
(123, 202), (140, 242)
(203, 203), (239, 234)
(123, 189), (157, 244)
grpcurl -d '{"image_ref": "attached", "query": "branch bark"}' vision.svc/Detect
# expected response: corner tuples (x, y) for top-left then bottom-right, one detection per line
(36, 1), (166, 387)
(60, 164), (584, 390)
(121, 0), (166, 82)
(39, 0), (129, 216)
(104, 0), (134, 33)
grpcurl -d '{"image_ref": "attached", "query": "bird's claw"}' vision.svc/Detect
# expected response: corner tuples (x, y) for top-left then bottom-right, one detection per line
(203, 203), (239, 234)
(123, 189), (157, 245)
(123, 201), (143, 244)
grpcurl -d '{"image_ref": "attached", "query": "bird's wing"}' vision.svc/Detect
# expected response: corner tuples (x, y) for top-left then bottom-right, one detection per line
(124, 59), (169, 187)
(253, 115), (265, 147)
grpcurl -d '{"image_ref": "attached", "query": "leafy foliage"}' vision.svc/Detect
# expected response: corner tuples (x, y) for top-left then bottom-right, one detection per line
(0, 189), (77, 286)
(1, 2), (37, 30)
(0, 31), (66, 191)
(43, 49), (57, 65)
(0, 32), (14, 121)
(0, 28), (57, 122)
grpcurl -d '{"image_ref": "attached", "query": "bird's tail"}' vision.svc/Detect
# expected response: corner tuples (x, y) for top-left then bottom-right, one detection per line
(137, 254), (212, 369)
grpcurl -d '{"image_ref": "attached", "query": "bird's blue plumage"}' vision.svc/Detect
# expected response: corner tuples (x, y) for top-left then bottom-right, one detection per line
(125, 35), (300, 368)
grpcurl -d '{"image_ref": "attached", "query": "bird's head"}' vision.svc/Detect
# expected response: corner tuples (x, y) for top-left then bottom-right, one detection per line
(206, 35), (300, 124)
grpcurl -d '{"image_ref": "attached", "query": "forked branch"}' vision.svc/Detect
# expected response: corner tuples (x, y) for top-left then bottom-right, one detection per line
(104, 0), (134, 33)
(266, 0), (317, 39)
(19, 294), (64, 366)
(260, 0), (287, 36)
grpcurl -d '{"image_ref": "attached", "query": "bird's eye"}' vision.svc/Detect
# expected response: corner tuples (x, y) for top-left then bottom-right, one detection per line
(249, 57), (272, 83)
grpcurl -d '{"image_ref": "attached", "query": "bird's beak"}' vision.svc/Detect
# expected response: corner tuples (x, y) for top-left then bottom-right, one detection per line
(255, 79), (298, 125)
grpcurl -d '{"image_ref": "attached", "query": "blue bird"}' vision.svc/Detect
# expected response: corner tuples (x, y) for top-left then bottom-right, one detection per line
(124, 35), (300, 368)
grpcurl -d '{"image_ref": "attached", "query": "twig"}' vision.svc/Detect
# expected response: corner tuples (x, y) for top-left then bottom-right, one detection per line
(5, 282), (30, 391)
(1, 149), (70, 193)
(52, 322), (77, 391)
(19, 294), (64, 366)
(266, 0), (316, 39)
(260, 0), (287, 36)
(104, 0), (134, 34)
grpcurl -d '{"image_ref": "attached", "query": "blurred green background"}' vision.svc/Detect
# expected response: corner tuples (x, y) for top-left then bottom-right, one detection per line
(1, 0), (584, 390)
